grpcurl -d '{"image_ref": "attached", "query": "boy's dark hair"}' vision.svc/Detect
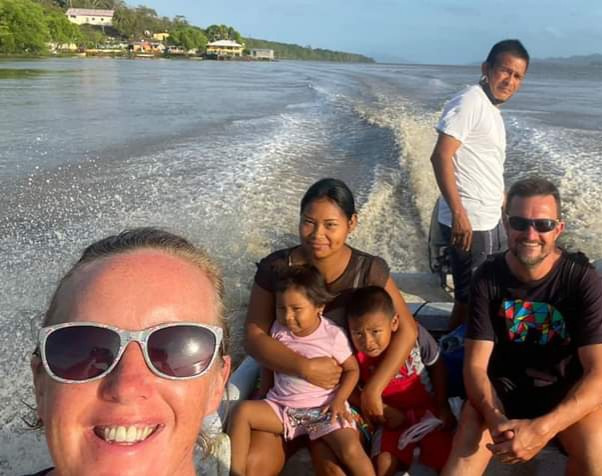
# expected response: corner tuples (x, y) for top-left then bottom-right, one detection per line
(505, 176), (561, 218)
(485, 39), (529, 69)
(275, 265), (333, 306)
(347, 286), (395, 321)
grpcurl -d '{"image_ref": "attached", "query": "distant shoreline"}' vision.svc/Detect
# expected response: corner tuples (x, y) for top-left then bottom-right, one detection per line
(0, 53), (374, 64)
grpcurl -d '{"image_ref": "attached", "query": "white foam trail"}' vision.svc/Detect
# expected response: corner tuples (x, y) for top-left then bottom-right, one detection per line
(347, 93), (441, 271)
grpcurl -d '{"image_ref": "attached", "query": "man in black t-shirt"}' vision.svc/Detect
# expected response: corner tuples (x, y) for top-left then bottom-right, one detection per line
(443, 178), (602, 475)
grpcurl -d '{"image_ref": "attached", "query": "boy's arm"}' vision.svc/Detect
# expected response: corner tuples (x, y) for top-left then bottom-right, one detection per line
(350, 380), (404, 429)
(326, 354), (360, 423)
(427, 357), (456, 430)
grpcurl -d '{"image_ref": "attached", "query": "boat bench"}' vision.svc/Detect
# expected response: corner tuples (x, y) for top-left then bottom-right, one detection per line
(197, 262), (602, 475)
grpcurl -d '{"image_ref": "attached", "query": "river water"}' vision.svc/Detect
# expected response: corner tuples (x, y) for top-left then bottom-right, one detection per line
(1, 57), (601, 473)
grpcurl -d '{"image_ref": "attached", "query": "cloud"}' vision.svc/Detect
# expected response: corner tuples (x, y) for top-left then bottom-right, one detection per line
(543, 26), (566, 39)
(421, 0), (481, 16)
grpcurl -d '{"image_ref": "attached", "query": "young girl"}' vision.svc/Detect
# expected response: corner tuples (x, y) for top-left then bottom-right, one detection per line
(229, 265), (375, 476)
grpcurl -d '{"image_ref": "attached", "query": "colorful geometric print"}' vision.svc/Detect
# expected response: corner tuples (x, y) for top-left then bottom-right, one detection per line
(500, 299), (569, 345)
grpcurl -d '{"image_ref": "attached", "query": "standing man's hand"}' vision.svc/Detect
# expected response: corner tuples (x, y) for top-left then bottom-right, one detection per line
(452, 208), (473, 251)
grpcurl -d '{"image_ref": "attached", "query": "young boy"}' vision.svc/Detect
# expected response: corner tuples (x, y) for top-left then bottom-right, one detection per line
(347, 286), (454, 475)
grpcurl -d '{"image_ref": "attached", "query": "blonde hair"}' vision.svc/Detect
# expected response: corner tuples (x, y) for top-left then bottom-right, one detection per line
(43, 227), (228, 354)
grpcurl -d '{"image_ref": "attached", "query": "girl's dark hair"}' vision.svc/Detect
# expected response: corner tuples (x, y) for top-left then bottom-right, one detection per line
(275, 265), (334, 306)
(300, 178), (356, 220)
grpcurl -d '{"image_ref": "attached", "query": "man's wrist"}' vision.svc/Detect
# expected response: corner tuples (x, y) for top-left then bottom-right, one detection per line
(482, 404), (505, 425)
(451, 207), (466, 218)
(532, 414), (556, 439)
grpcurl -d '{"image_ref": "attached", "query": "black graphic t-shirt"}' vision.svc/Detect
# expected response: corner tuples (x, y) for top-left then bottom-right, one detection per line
(467, 251), (602, 387)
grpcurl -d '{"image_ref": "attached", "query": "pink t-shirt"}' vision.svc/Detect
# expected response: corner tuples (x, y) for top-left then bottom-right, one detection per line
(266, 317), (353, 408)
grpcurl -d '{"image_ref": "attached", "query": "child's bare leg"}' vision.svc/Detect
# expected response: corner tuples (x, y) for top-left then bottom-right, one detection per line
(320, 428), (376, 476)
(374, 452), (400, 476)
(227, 400), (284, 476)
(308, 439), (347, 476)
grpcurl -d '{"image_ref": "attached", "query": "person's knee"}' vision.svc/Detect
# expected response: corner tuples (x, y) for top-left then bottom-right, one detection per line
(458, 401), (485, 431)
(246, 447), (281, 476)
(245, 429), (287, 476)
(313, 457), (346, 476)
(451, 401), (489, 454)
(310, 438), (346, 476)
(337, 437), (365, 462)
(562, 410), (602, 474)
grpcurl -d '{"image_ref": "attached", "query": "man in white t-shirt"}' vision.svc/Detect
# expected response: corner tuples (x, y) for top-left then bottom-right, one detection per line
(430, 39), (529, 329)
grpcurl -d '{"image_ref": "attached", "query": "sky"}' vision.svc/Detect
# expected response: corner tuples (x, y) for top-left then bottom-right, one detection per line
(141, 0), (602, 64)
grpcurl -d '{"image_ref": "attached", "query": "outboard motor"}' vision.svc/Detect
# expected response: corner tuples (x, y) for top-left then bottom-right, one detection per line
(428, 198), (452, 291)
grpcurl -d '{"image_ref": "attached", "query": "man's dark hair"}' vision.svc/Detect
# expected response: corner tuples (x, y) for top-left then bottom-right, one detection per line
(505, 177), (562, 218)
(347, 286), (395, 322)
(486, 39), (529, 68)
(275, 265), (334, 306)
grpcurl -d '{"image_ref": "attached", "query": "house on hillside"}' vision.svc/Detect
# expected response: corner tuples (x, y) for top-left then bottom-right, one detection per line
(250, 48), (274, 60)
(152, 32), (170, 42)
(206, 40), (244, 58)
(129, 41), (164, 54)
(66, 8), (114, 26)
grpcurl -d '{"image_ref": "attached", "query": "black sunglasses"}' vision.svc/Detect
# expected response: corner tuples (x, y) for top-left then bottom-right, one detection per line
(506, 215), (559, 233)
(37, 322), (223, 383)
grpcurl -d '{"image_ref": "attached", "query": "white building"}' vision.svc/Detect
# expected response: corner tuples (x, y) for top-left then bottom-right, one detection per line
(206, 40), (244, 57)
(250, 48), (274, 60)
(66, 8), (114, 27)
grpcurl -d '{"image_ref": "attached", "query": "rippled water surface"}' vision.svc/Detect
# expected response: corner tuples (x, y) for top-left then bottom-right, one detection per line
(1, 58), (601, 473)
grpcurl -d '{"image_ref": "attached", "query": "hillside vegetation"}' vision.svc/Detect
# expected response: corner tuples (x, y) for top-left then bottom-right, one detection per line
(0, 0), (373, 62)
(245, 38), (373, 63)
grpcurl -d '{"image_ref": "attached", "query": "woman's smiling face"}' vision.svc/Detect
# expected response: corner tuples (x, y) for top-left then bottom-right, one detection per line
(32, 250), (230, 476)
(299, 197), (356, 261)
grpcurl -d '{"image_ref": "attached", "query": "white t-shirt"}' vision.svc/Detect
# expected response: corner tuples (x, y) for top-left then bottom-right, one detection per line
(436, 84), (506, 231)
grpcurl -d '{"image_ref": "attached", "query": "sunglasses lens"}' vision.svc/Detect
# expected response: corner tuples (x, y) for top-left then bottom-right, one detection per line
(508, 217), (557, 233)
(534, 219), (557, 232)
(148, 325), (217, 378)
(508, 216), (529, 231)
(45, 326), (120, 381)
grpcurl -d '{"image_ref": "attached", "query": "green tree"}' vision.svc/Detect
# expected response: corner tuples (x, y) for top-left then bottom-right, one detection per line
(112, 5), (165, 39)
(0, 0), (50, 54)
(169, 26), (207, 51)
(205, 24), (241, 43)
(45, 9), (82, 45)
(112, 6), (139, 39)
(79, 23), (105, 47)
